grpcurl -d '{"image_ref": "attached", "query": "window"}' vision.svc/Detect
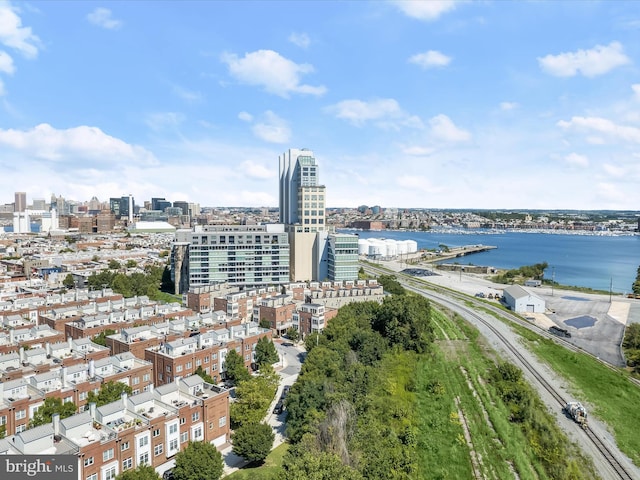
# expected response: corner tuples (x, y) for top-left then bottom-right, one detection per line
(212, 363), (217, 371)
(79, 391), (87, 401)
(193, 426), (202, 439)
(176, 365), (183, 373)
(169, 424), (178, 434)
(86, 474), (97, 480)
(143, 374), (150, 382)
(0, 415), (6, 425)
(154, 444), (163, 456)
(122, 458), (132, 471)
(180, 417), (186, 425)
(219, 416), (227, 428)
(153, 428), (160, 437)
(132, 389), (139, 395)
(105, 466), (116, 480)
(15, 424), (25, 433)
(15, 409), (26, 420)
(169, 438), (178, 451)
(139, 452), (149, 465)
(195, 359), (201, 367)
(166, 366), (171, 372)
(191, 412), (199, 422)
(186, 361), (192, 369)
(121, 441), (129, 451)
(103, 448), (114, 462)
(139, 436), (149, 448)
(84, 457), (94, 467)
(204, 356), (209, 363)
(180, 432), (188, 443)
(133, 377), (140, 385)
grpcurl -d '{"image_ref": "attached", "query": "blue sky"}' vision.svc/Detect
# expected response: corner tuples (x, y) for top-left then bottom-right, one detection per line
(1, 1), (640, 210)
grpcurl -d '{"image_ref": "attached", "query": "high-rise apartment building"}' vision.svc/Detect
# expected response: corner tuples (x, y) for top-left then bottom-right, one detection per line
(279, 149), (326, 231)
(278, 148), (358, 283)
(14, 192), (26, 213)
(172, 224), (290, 293)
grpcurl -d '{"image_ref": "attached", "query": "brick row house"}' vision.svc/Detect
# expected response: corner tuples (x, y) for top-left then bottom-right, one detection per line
(0, 375), (229, 480)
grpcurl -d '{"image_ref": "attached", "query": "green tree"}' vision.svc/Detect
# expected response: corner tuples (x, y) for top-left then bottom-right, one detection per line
(30, 397), (77, 427)
(372, 295), (434, 353)
(286, 327), (299, 343)
(282, 435), (363, 480)
(125, 259), (138, 268)
(633, 265), (640, 295)
(259, 318), (272, 330)
(194, 365), (216, 384)
(173, 441), (224, 480)
(377, 274), (405, 295)
(108, 259), (121, 269)
(230, 371), (278, 427)
(231, 422), (274, 464)
(87, 381), (133, 407)
(255, 336), (279, 368)
(224, 349), (251, 385)
(63, 273), (75, 289)
(92, 328), (116, 347)
(115, 464), (160, 480)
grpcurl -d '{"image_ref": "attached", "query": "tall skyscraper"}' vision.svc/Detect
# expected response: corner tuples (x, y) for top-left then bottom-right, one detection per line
(278, 148), (326, 232)
(14, 192), (26, 213)
(278, 148), (359, 283)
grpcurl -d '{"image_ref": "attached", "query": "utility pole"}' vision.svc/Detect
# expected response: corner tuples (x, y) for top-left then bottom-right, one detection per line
(609, 277), (613, 303)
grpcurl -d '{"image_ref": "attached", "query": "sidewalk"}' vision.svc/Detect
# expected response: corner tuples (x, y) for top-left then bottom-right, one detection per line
(220, 346), (295, 477)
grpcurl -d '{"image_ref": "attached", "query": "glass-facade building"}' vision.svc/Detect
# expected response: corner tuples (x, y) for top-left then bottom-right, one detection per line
(174, 224), (290, 288)
(328, 234), (359, 281)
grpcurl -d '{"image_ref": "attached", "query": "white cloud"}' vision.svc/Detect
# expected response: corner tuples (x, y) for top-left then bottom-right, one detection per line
(557, 116), (640, 143)
(0, 50), (15, 74)
(87, 8), (123, 30)
(289, 32), (310, 48)
(564, 152), (589, 168)
(239, 160), (276, 180)
(172, 85), (202, 103)
(145, 112), (185, 131)
(0, 123), (157, 165)
(326, 98), (404, 126)
(408, 50), (451, 69)
(393, 0), (458, 21)
(401, 145), (435, 156)
(251, 111), (291, 143)
(500, 102), (518, 111)
(238, 111), (253, 122)
(602, 163), (625, 178)
(429, 114), (471, 142)
(538, 42), (630, 77)
(0, 77), (4, 96)
(221, 49), (326, 98)
(0, 2), (40, 58)
(396, 175), (445, 193)
(632, 84), (640, 100)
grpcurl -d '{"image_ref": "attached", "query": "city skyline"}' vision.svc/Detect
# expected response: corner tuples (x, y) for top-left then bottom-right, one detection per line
(1, 1), (640, 209)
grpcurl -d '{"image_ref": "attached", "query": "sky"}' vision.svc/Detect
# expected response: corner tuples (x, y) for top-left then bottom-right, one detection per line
(1, 1), (640, 210)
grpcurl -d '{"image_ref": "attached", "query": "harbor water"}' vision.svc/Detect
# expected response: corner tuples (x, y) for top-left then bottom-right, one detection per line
(340, 229), (640, 294)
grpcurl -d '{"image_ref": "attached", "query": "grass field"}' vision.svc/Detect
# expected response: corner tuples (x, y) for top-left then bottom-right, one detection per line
(509, 322), (640, 467)
(223, 443), (288, 479)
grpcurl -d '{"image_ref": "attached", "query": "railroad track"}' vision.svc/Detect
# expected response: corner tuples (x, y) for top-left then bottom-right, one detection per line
(364, 264), (638, 480)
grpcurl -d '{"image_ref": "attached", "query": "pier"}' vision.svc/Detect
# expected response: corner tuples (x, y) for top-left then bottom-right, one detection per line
(423, 244), (497, 263)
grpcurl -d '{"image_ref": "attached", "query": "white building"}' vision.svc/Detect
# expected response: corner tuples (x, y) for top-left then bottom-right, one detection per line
(502, 285), (546, 313)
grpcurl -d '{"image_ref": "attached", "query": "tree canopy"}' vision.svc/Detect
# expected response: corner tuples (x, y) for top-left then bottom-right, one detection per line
(87, 381), (133, 407)
(115, 464), (160, 480)
(30, 397), (77, 428)
(173, 441), (224, 480)
(232, 422), (274, 464)
(254, 336), (279, 368)
(223, 349), (251, 385)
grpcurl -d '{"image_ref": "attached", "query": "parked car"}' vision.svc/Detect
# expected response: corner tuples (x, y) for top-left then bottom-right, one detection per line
(475, 292), (485, 298)
(163, 470), (175, 480)
(273, 401), (284, 414)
